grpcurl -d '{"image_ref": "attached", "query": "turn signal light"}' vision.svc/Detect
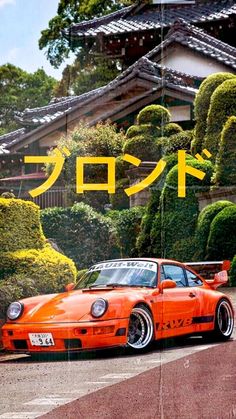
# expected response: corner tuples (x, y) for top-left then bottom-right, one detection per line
(93, 326), (115, 335)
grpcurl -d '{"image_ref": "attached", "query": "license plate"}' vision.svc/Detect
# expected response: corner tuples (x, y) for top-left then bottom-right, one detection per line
(29, 333), (55, 347)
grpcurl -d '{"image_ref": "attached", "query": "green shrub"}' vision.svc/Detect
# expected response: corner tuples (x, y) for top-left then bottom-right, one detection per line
(0, 276), (39, 319)
(192, 72), (235, 155)
(194, 201), (233, 260)
(162, 123), (183, 137)
(0, 198), (46, 252)
(0, 245), (77, 293)
(137, 105), (171, 126)
(123, 134), (163, 161)
(204, 78), (236, 159)
(160, 158), (213, 258)
(165, 130), (193, 155)
(136, 190), (161, 257)
(213, 116), (236, 186)
(106, 207), (145, 258)
(109, 178), (129, 210)
(41, 202), (119, 269)
(207, 205), (236, 260)
(229, 256), (236, 286)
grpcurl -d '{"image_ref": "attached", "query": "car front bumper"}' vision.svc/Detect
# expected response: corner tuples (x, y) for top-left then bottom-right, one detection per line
(2, 318), (129, 353)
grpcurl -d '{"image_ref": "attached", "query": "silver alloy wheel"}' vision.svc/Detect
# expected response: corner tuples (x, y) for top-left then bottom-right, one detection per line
(216, 300), (234, 338)
(127, 307), (153, 350)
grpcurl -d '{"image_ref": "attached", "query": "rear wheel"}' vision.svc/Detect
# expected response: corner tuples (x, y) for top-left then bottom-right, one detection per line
(212, 299), (234, 341)
(127, 306), (154, 351)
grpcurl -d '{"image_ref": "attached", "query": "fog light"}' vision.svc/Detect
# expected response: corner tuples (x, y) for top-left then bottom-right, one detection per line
(74, 328), (87, 336)
(93, 326), (115, 335)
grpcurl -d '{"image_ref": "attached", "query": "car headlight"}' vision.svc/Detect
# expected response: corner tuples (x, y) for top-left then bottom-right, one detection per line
(91, 299), (108, 318)
(7, 302), (24, 320)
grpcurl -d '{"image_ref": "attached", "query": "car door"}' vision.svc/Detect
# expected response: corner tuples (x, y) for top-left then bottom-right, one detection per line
(158, 263), (198, 338)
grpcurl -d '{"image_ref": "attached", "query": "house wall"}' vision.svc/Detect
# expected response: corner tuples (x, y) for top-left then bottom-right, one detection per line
(161, 45), (232, 78)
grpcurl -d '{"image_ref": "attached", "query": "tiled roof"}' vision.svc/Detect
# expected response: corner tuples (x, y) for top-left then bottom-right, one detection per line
(0, 128), (26, 153)
(13, 58), (198, 129)
(146, 19), (236, 69)
(64, 0), (236, 39)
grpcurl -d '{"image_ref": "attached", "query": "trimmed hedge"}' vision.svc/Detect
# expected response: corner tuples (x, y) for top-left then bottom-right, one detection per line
(137, 105), (171, 126)
(0, 245), (77, 294)
(204, 78), (236, 159)
(213, 116), (236, 186)
(106, 207), (145, 258)
(207, 205), (236, 260)
(194, 200), (234, 260)
(192, 72), (235, 155)
(0, 198), (46, 252)
(41, 202), (119, 269)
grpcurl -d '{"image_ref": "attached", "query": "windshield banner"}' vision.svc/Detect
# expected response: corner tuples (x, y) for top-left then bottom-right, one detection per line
(88, 260), (157, 272)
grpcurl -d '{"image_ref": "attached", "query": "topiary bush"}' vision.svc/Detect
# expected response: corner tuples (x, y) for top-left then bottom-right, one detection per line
(0, 198), (46, 252)
(162, 123), (183, 137)
(192, 72), (236, 155)
(229, 256), (236, 286)
(204, 78), (236, 160)
(41, 202), (119, 269)
(207, 205), (236, 260)
(126, 124), (160, 139)
(165, 130), (193, 155)
(213, 116), (236, 187)
(106, 207), (145, 258)
(137, 105), (171, 126)
(194, 200), (234, 260)
(123, 134), (163, 161)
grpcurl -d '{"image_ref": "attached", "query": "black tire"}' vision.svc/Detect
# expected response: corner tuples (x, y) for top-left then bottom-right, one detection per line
(127, 305), (154, 351)
(212, 299), (234, 341)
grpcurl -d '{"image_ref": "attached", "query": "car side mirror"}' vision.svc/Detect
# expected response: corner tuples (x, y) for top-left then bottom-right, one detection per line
(65, 283), (75, 292)
(159, 279), (176, 292)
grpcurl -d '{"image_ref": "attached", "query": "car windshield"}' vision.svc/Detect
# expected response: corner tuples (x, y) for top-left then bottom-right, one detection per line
(77, 260), (158, 289)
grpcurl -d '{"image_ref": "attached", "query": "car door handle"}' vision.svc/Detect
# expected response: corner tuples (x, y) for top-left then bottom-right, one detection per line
(189, 292), (196, 298)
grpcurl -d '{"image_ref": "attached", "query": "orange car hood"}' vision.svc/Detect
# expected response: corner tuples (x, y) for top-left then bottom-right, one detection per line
(17, 288), (144, 323)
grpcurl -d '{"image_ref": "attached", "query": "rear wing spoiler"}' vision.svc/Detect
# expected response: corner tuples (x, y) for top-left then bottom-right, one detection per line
(184, 260), (230, 289)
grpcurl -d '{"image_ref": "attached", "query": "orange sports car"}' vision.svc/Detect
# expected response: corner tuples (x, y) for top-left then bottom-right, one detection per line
(2, 258), (234, 354)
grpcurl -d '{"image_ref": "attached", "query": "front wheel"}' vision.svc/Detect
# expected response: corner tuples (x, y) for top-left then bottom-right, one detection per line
(212, 299), (234, 341)
(127, 306), (154, 351)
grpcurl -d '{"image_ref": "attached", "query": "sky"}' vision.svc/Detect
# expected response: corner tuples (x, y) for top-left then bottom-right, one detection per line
(0, 0), (74, 80)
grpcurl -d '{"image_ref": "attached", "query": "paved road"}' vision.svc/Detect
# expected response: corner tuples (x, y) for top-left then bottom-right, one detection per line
(0, 288), (235, 419)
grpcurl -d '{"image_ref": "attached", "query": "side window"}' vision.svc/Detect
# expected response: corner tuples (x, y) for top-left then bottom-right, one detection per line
(163, 264), (187, 287)
(185, 269), (203, 287)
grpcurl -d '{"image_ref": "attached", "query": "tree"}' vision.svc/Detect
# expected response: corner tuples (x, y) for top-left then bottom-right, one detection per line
(0, 64), (57, 132)
(38, 0), (132, 68)
(55, 57), (119, 97)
